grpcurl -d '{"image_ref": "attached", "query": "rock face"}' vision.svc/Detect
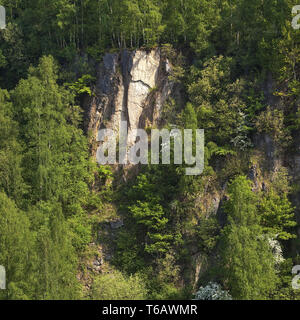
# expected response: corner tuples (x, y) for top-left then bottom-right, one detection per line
(84, 48), (174, 154)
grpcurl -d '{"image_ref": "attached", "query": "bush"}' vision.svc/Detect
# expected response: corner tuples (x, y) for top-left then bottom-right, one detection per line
(91, 270), (147, 300)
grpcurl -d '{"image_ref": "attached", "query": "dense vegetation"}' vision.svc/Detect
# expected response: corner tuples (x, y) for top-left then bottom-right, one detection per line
(0, 0), (300, 300)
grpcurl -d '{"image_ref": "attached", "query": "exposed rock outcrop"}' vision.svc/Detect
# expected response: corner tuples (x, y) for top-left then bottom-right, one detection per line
(84, 48), (175, 154)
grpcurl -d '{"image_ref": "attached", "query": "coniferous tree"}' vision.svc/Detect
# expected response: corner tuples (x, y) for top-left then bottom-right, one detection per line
(219, 176), (278, 300)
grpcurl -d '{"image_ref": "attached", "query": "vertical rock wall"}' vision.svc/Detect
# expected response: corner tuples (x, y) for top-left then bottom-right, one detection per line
(84, 48), (174, 154)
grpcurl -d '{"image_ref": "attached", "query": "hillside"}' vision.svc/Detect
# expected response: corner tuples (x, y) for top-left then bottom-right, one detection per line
(0, 0), (300, 300)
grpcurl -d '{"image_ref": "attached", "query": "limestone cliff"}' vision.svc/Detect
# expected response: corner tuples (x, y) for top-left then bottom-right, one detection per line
(84, 48), (174, 154)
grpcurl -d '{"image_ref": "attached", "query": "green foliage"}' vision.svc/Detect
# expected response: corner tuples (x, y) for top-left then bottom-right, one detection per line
(66, 74), (95, 97)
(272, 258), (300, 300)
(219, 176), (278, 300)
(141, 253), (189, 300)
(12, 56), (93, 214)
(255, 106), (290, 145)
(0, 0), (300, 302)
(258, 168), (296, 240)
(0, 49), (6, 68)
(91, 270), (147, 300)
(160, 98), (177, 124)
(68, 213), (93, 252)
(0, 193), (34, 300)
(188, 56), (251, 149)
(119, 167), (180, 259)
(196, 217), (220, 254)
(114, 229), (146, 274)
(0, 0), (297, 76)
(0, 22), (26, 88)
(0, 56), (93, 300)
(97, 165), (113, 181)
(129, 201), (171, 254)
(258, 190), (296, 240)
(31, 201), (82, 300)
(180, 102), (197, 130)
(0, 89), (26, 204)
